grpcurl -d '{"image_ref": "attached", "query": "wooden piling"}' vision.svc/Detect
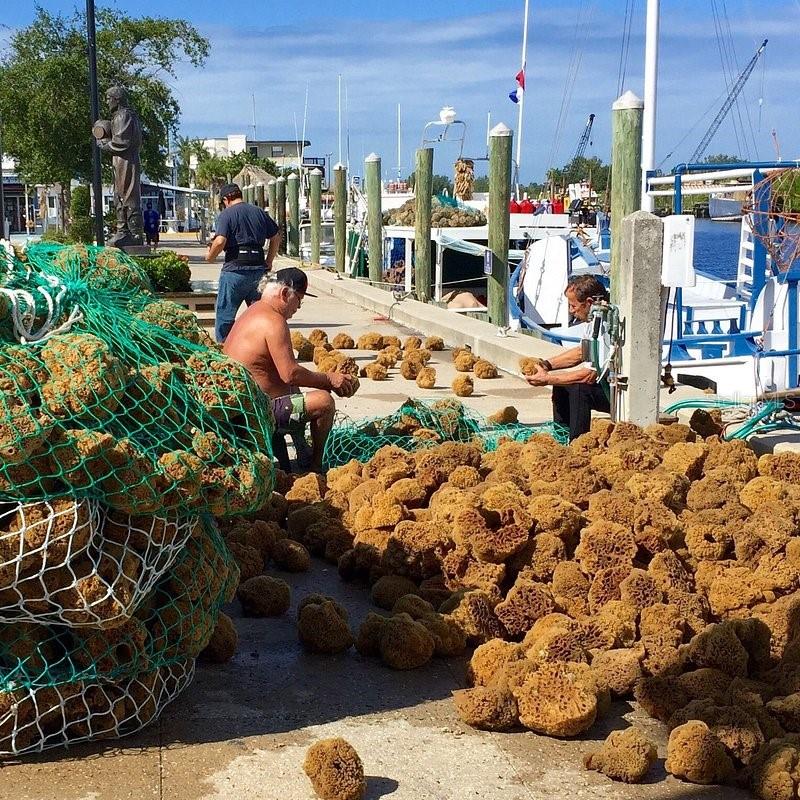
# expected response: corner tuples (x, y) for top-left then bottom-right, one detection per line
(365, 153), (383, 284)
(414, 147), (434, 301)
(487, 123), (513, 327)
(267, 180), (276, 215)
(275, 176), (287, 255)
(255, 182), (265, 208)
(610, 91), (644, 298)
(334, 163), (347, 274)
(309, 168), (322, 265)
(287, 172), (300, 258)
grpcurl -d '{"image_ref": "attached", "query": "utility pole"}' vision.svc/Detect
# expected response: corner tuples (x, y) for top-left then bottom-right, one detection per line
(86, 0), (105, 244)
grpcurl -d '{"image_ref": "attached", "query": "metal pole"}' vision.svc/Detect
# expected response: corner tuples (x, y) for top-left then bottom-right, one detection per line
(86, 0), (105, 244)
(287, 172), (300, 257)
(365, 153), (383, 284)
(488, 123), (513, 327)
(641, 0), (660, 212)
(610, 91), (644, 299)
(309, 168), (322, 264)
(333, 163), (347, 274)
(414, 147), (433, 301)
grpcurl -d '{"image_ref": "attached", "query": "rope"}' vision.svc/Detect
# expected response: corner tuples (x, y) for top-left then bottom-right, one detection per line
(0, 274), (83, 343)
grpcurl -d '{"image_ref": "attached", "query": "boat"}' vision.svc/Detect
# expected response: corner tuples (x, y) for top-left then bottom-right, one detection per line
(709, 191), (746, 221)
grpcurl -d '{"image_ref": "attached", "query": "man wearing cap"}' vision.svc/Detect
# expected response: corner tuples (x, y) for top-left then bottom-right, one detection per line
(223, 267), (357, 473)
(206, 182), (281, 342)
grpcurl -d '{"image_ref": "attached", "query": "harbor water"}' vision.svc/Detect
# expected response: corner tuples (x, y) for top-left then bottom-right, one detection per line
(694, 217), (740, 281)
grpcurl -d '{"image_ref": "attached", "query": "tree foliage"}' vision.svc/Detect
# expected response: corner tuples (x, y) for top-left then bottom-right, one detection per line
(0, 7), (208, 192)
(192, 148), (279, 192)
(404, 173), (454, 196)
(704, 153), (744, 164)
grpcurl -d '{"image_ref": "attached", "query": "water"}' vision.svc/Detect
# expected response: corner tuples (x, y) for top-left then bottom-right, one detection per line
(693, 218), (740, 281)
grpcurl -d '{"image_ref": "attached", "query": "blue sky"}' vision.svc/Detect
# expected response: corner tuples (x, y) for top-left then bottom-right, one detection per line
(2, 1), (798, 182)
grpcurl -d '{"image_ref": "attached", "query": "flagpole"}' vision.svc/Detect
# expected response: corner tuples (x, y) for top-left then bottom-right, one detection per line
(515, 0), (530, 197)
(337, 74), (342, 165)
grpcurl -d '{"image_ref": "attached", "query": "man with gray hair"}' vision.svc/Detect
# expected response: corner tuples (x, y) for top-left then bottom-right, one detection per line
(223, 267), (356, 473)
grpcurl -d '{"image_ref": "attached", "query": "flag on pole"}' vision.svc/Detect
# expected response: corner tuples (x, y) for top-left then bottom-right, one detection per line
(508, 67), (526, 104)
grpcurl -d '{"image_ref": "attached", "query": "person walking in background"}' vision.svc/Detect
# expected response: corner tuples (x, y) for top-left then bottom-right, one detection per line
(206, 182), (281, 342)
(143, 201), (160, 248)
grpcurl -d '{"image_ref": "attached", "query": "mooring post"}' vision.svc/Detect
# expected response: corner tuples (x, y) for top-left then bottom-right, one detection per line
(487, 122), (513, 327)
(365, 153), (383, 284)
(309, 168), (322, 265)
(275, 176), (287, 255)
(255, 182), (265, 209)
(334, 163), (347, 274)
(616, 210), (664, 425)
(267, 180), (276, 215)
(610, 91), (644, 294)
(414, 147), (433, 301)
(287, 172), (300, 258)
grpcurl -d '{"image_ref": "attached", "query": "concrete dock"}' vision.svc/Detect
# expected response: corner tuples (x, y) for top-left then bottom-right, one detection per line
(2, 237), (743, 800)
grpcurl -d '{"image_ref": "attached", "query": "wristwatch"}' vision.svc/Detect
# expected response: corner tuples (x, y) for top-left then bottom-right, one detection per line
(541, 359), (553, 371)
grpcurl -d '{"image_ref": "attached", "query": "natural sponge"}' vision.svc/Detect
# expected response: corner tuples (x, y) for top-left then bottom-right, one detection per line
(455, 352), (478, 372)
(488, 406), (518, 425)
(583, 727), (658, 783)
(362, 363), (388, 381)
(665, 720), (735, 785)
(298, 595), (354, 654)
(303, 737), (366, 800)
(416, 367), (436, 390)
(379, 612), (436, 669)
(424, 336), (445, 351)
(452, 374), (474, 397)
(272, 538), (311, 572)
(237, 575), (291, 617)
(200, 612), (238, 663)
(473, 359), (498, 379)
(331, 333), (355, 350)
(453, 685), (518, 731)
(357, 332), (384, 350)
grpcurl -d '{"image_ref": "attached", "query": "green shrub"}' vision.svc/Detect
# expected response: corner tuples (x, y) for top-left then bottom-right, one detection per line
(133, 250), (192, 293)
(71, 185), (91, 217)
(41, 226), (70, 243)
(68, 216), (95, 244)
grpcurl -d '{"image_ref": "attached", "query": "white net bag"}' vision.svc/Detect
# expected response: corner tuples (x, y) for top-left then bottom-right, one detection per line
(0, 498), (198, 627)
(0, 658), (194, 757)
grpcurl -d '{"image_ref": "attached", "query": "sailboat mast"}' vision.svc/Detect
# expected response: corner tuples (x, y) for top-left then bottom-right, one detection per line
(641, 0), (659, 211)
(515, 0), (530, 198)
(397, 103), (401, 181)
(337, 74), (342, 165)
(300, 83), (309, 200)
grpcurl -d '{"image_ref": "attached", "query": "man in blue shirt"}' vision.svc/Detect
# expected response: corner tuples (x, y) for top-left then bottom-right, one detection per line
(206, 182), (281, 342)
(143, 201), (160, 247)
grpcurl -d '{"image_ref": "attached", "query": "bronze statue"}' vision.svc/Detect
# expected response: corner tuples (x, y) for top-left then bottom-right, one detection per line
(93, 86), (143, 247)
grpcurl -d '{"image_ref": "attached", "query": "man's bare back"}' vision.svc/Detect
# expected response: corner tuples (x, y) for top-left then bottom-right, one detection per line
(223, 302), (291, 398)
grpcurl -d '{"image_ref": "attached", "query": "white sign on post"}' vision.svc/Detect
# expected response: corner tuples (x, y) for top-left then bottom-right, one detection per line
(483, 249), (493, 276)
(661, 215), (696, 288)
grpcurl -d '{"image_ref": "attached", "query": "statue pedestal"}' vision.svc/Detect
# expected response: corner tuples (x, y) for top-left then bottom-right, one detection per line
(120, 245), (152, 256)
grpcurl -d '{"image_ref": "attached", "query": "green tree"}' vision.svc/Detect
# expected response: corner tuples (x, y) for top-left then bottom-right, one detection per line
(704, 153), (744, 164)
(404, 173), (453, 196)
(193, 150), (278, 192)
(0, 7), (208, 226)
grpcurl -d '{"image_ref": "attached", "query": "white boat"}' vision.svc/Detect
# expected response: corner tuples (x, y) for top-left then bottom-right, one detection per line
(709, 192), (745, 221)
(510, 162), (800, 397)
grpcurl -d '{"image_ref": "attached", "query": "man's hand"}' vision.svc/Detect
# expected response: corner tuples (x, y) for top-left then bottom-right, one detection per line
(327, 372), (357, 397)
(525, 367), (550, 387)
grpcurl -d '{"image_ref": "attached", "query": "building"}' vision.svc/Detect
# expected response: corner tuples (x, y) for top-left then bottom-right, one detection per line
(199, 134), (327, 185)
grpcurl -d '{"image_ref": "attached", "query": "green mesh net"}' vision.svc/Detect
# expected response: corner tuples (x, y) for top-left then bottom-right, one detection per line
(323, 398), (568, 469)
(0, 243), (274, 518)
(0, 514), (236, 692)
(0, 498), (196, 627)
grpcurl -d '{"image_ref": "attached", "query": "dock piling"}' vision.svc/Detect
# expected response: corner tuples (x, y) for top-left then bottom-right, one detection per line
(334, 163), (347, 274)
(487, 123), (513, 327)
(365, 153), (383, 284)
(287, 172), (300, 258)
(275, 176), (287, 255)
(414, 147), (434, 301)
(310, 168), (322, 265)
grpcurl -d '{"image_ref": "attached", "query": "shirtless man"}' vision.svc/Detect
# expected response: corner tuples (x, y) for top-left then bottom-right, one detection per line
(223, 267), (356, 472)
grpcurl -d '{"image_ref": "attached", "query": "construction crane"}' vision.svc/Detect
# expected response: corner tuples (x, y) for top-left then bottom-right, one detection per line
(572, 113), (595, 163)
(690, 38), (768, 163)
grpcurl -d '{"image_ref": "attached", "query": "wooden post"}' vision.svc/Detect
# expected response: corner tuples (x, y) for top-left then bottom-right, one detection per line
(255, 182), (265, 208)
(365, 153), (383, 284)
(287, 172), (300, 257)
(267, 180), (276, 215)
(334, 163), (347, 274)
(309, 168), (322, 265)
(244, 183), (252, 204)
(616, 210), (664, 425)
(414, 147), (433, 301)
(275, 176), (287, 255)
(610, 90), (644, 300)
(487, 122), (513, 327)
